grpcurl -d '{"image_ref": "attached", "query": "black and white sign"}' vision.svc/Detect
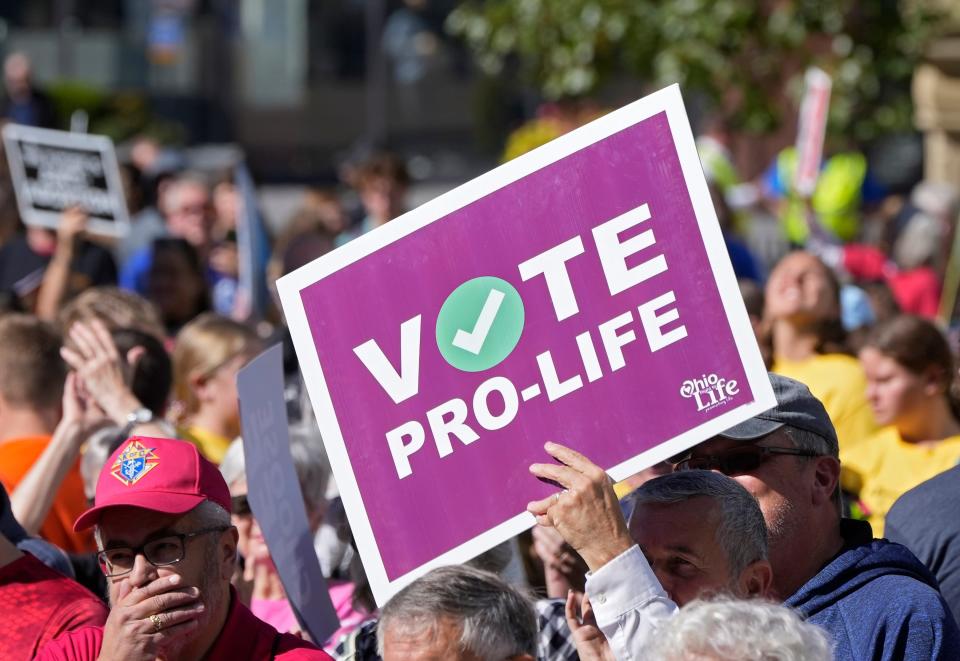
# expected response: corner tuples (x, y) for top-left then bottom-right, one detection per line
(3, 124), (130, 237)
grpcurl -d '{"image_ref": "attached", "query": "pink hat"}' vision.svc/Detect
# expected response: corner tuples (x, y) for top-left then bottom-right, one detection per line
(74, 436), (232, 531)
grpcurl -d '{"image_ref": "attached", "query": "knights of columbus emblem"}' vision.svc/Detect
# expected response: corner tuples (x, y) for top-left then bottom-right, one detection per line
(110, 440), (160, 486)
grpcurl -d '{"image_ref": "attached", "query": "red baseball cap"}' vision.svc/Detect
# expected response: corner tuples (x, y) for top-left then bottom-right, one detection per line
(74, 436), (232, 531)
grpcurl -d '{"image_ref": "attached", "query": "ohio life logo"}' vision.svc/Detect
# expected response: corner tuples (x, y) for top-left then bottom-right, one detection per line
(680, 373), (739, 412)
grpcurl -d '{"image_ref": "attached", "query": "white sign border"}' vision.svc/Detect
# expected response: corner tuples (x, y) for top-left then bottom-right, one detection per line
(2, 123), (131, 237)
(278, 84), (777, 606)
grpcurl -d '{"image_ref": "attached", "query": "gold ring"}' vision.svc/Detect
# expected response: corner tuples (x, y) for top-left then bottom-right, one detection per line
(553, 492), (561, 503)
(150, 614), (163, 633)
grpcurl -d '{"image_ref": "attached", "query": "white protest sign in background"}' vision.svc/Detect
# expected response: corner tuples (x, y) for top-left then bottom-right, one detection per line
(2, 124), (130, 237)
(794, 67), (833, 198)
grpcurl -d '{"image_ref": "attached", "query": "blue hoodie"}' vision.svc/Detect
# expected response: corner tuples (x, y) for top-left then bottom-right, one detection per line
(785, 519), (960, 660)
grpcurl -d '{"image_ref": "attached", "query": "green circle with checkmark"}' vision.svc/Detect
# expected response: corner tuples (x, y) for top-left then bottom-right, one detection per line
(436, 276), (525, 372)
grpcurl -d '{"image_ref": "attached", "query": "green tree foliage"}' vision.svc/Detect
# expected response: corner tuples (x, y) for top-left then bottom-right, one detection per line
(447, 0), (941, 141)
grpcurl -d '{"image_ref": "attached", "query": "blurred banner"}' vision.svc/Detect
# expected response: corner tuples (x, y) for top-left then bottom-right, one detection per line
(237, 344), (340, 644)
(234, 160), (271, 322)
(794, 67), (833, 198)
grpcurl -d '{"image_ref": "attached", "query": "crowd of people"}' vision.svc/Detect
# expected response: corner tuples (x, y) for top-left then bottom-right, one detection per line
(2, 48), (960, 660)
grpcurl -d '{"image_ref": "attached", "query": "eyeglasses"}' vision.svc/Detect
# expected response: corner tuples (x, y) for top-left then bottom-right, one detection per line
(231, 494), (251, 517)
(97, 527), (228, 577)
(672, 445), (821, 475)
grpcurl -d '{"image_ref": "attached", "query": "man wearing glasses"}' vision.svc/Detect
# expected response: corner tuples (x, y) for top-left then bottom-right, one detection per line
(530, 374), (960, 661)
(37, 436), (331, 660)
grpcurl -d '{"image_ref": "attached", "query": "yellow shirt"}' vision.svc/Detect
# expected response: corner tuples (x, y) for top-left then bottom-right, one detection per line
(178, 425), (232, 465)
(842, 426), (960, 537)
(772, 353), (878, 463)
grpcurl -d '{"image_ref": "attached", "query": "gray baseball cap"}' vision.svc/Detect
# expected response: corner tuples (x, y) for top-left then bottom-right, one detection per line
(719, 373), (839, 454)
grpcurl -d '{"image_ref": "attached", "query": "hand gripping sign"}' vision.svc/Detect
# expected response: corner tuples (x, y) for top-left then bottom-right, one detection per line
(278, 84), (775, 605)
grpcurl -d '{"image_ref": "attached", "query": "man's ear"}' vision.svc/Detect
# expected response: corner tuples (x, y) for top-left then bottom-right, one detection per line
(737, 559), (773, 599)
(220, 527), (240, 581)
(923, 366), (947, 398)
(811, 456), (840, 507)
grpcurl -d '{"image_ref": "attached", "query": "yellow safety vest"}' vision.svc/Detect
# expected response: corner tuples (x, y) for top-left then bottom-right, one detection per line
(778, 147), (866, 244)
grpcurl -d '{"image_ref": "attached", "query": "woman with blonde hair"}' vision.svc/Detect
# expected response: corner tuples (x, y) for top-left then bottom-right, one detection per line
(170, 312), (261, 463)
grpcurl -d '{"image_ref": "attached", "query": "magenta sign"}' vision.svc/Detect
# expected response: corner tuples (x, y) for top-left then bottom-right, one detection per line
(278, 85), (774, 604)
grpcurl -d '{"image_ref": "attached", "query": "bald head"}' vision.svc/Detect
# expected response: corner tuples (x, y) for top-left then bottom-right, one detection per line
(4, 53), (32, 98)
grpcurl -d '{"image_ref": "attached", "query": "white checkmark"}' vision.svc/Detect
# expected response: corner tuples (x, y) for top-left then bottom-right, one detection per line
(452, 288), (506, 355)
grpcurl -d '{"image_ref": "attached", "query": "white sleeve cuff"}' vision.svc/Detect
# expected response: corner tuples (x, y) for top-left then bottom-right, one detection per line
(585, 544), (672, 627)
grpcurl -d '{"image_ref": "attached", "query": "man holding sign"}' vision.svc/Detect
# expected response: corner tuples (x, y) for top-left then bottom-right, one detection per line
(536, 374), (960, 661)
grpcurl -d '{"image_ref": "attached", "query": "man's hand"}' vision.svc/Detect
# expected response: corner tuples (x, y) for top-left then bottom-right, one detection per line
(528, 442), (634, 572)
(57, 206), (88, 250)
(97, 575), (205, 660)
(58, 371), (107, 448)
(565, 591), (616, 661)
(60, 319), (135, 423)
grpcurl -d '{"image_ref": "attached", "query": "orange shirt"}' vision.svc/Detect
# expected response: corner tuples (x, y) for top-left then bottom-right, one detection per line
(0, 436), (94, 553)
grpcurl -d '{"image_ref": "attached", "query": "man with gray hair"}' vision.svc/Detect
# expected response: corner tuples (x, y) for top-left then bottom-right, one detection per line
(377, 565), (537, 661)
(626, 470), (771, 606)
(532, 373), (960, 661)
(559, 469), (772, 660)
(37, 436), (330, 660)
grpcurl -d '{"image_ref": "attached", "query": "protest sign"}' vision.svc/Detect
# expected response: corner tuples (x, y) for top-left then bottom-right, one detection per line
(237, 344), (339, 643)
(2, 124), (130, 237)
(278, 84), (776, 605)
(233, 161), (271, 322)
(794, 67), (832, 198)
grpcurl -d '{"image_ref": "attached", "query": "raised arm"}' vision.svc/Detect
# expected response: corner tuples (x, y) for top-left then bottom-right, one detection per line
(528, 442), (677, 661)
(35, 207), (87, 322)
(10, 373), (90, 534)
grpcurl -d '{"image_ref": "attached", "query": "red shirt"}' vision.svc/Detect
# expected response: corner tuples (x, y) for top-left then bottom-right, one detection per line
(37, 587), (332, 660)
(0, 553), (107, 661)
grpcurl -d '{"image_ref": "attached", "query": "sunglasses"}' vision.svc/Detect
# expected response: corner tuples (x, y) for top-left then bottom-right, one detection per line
(673, 445), (821, 475)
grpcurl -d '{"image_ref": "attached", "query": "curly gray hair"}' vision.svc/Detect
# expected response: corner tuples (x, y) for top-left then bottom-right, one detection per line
(647, 597), (833, 661)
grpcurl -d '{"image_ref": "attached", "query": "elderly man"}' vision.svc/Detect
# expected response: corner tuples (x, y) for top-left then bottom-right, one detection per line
(622, 470), (771, 605)
(532, 373), (960, 661)
(549, 468), (772, 660)
(377, 564), (537, 661)
(37, 436), (330, 660)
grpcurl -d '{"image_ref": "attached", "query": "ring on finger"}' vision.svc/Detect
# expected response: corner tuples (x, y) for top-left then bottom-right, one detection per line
(150, 613), (163, 633)
(553, 492), (561, 504)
